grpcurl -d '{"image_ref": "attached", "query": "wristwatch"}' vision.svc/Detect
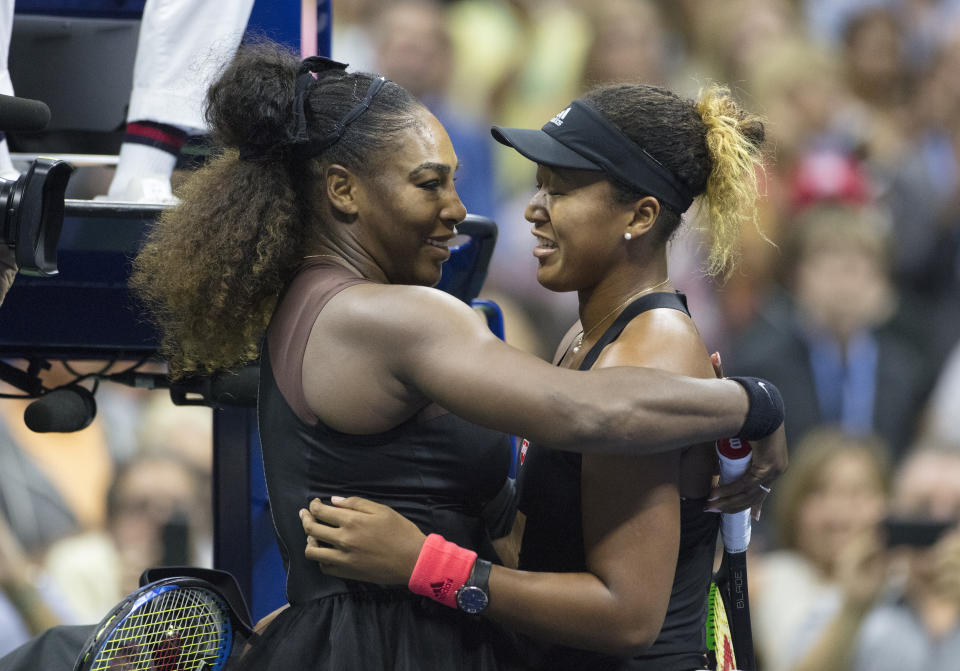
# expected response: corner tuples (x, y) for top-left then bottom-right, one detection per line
(456, 558), (492, 614)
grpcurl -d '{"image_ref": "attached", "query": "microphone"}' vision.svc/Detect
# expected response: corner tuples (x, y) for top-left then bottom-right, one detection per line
(0, 94), (51, 132)
(24, 385), (97, 433)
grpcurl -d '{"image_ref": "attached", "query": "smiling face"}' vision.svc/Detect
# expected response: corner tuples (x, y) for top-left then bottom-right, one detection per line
(794, 449), (888, 573)
(525, 164), (632, 293)
(354, 110), (466, 286)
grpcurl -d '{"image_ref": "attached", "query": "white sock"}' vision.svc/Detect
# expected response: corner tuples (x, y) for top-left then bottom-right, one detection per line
(107, 142), (179, 198)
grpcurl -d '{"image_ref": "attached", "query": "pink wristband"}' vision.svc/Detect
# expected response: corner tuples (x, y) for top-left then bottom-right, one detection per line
(408, 533), (477, 608)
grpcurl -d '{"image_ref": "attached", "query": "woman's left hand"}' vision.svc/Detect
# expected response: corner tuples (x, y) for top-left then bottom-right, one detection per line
(705, 352), (786, 519)
(300, 497), (426, 586)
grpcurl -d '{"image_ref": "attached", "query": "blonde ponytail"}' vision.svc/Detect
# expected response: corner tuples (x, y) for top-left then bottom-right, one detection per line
(694, 84), (767, 277)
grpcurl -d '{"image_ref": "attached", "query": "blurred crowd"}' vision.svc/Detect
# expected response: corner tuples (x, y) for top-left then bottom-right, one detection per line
(3, 0), (960, 668)
(0, 362), (213, 655)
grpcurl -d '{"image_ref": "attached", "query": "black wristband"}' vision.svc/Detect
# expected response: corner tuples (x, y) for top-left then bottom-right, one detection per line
(728, 376), (784, 440)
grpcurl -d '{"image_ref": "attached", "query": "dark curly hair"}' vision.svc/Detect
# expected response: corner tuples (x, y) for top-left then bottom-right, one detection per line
(130, 42), (423, 377)
(582, 83), (766, 276)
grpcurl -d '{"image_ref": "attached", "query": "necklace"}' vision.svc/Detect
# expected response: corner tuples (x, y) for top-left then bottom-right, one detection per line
(571, 277), (671, 354)
(302, 254), (343, 262)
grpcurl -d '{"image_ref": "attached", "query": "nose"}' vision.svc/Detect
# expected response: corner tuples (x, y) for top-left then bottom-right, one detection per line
(441, 187), (468, 229)
(525, 189), (547, 225)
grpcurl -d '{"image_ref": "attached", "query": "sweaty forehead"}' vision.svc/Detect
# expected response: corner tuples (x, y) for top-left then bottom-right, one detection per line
(387, 113), (458, 174)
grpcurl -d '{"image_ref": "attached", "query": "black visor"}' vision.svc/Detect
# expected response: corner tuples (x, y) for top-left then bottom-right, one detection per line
(491, 100), (694, 213)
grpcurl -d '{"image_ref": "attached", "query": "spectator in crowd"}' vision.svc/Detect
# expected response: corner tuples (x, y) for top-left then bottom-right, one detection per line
(0, 512), (66, 657)
(673, 0), (796, 95)
(0, 362), (118, 554)
(371, 0), (495, 219)
(329, 0), (379, 72)
(730, 203), (934, 460)
(763, 441), (960, 671)
(882, 34), (960, 358)
(42, 452), (210, 624)
(838, 6), (913, 175)
(750, 427), (891, 671)
(578, 0), (674, 90)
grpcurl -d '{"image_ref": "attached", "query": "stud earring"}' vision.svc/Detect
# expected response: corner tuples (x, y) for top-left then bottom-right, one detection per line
(624, 232), (632, 240)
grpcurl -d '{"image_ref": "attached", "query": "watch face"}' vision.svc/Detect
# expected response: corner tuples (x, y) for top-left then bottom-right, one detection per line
(456, 585), (489, 614)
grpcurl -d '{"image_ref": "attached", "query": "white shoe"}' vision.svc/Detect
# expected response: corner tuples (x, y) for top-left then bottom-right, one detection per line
(94, 176), (180, 205)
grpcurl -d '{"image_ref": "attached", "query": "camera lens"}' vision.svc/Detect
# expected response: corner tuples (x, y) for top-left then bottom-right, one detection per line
(0, 158), (73, 276)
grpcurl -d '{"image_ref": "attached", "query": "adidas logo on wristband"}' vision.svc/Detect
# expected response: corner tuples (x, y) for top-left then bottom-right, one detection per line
(430, 579), (454, 600)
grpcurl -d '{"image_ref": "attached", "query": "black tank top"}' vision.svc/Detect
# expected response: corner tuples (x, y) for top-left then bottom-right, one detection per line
(516, 292), (719, 671)
(258, 262), (515, 604)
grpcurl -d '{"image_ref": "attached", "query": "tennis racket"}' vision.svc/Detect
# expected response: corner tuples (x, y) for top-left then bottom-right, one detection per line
(711, 437), (756, 671)
(73, 577), (234, 671)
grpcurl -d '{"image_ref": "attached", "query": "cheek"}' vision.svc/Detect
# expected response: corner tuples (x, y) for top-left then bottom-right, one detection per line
(796, 499), (827, 538)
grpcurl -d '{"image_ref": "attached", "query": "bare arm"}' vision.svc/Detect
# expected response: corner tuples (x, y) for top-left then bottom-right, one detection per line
(312, 285), (752, 455)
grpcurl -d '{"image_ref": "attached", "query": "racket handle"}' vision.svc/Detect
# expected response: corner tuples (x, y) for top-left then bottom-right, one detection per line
(717, 438), (752, 553)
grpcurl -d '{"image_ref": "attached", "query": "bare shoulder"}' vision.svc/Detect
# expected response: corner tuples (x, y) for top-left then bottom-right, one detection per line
(594, 307), (713, 378)
(302, 284), (491, 432)
(319, 283), (486, 344)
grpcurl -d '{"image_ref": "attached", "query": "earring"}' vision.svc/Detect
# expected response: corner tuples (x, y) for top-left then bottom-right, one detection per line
(624, 232), (632, 240)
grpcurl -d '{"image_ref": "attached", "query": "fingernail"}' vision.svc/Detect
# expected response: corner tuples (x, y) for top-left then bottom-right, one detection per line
(331, 495), (345, 503)
(753, 510), (762, 521)
(707, 496), (719, 502)
(704, 507), (721, 514)
(299, 509), (306, 520)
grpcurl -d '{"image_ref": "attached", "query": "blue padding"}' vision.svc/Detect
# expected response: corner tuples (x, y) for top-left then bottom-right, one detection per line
(435, 215), (498, 304)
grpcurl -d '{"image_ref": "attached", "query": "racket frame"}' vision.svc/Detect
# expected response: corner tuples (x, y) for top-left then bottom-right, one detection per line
(73, 576), (233, 671)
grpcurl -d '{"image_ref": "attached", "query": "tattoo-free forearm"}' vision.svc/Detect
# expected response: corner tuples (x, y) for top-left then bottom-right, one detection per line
(546, 370), (749, 455)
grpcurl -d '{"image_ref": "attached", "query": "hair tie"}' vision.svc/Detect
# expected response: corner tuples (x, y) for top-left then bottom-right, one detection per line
(240, 58), (385, 162)
(289, 75), (387, 160)
(289, 57), (349, 144)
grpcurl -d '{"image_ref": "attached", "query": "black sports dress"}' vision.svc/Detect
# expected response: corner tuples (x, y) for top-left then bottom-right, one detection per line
(233, 261), (523, 670)
(516, 292), (720, 671)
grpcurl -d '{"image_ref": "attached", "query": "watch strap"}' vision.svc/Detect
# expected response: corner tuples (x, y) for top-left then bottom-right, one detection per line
(467, 558), (492, 592)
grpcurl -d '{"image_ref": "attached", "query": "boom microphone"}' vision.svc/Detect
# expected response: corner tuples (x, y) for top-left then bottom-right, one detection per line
(24, 385), (97, 433)
(0, 94), (51, 132)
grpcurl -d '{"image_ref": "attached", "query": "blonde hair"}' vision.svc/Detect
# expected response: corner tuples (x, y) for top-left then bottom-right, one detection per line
(695, 84), (767, 276)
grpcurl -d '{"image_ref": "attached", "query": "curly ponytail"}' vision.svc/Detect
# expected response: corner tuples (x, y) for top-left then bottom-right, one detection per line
(695, 84), (766, 276)
(131, 41), (422, 377)
(582, 82), (766, 277)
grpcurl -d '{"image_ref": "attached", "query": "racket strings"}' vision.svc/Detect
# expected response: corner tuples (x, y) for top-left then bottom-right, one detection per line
(90, 587), (227, 670)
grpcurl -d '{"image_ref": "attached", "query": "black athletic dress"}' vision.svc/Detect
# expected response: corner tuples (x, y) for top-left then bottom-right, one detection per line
(232, 260), (524, 670)
(516, 292), (720, 671)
